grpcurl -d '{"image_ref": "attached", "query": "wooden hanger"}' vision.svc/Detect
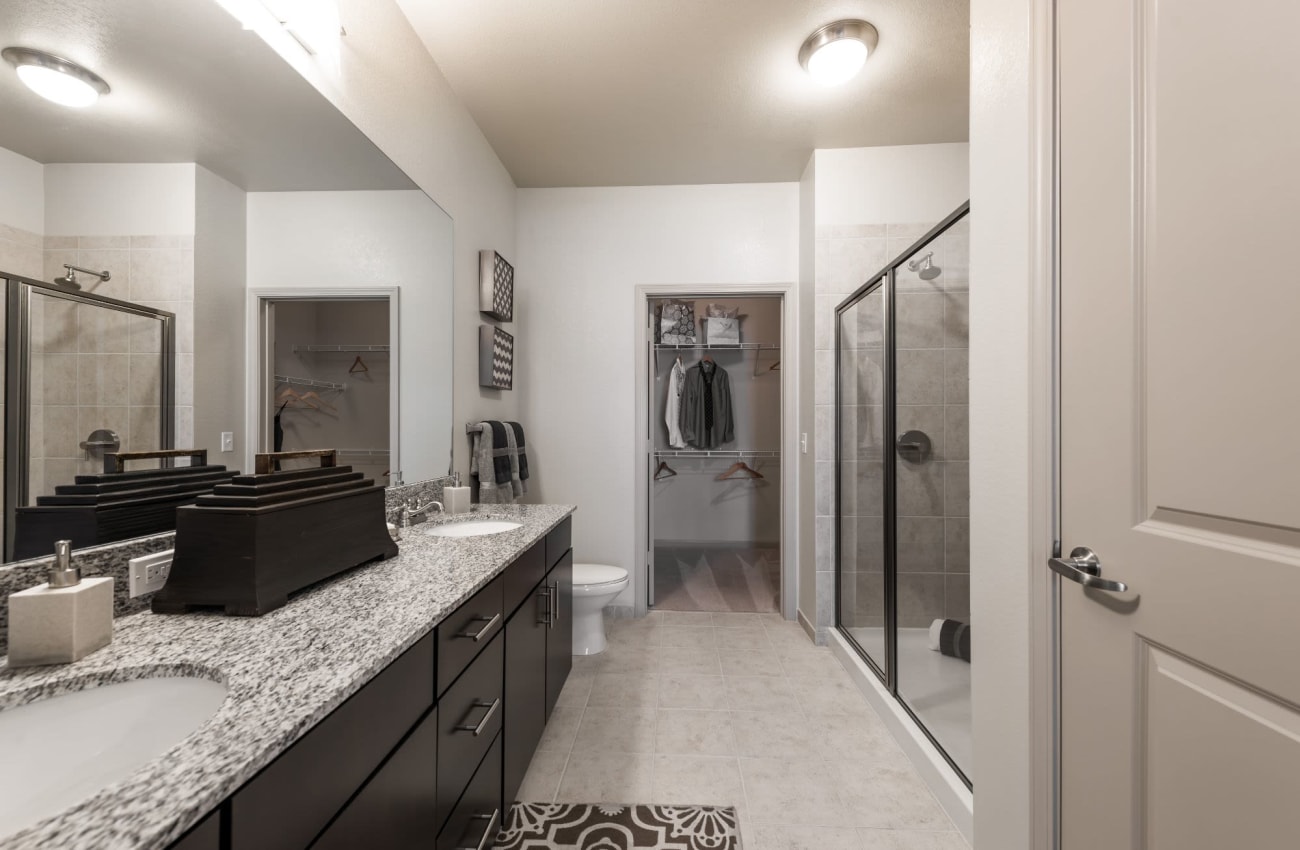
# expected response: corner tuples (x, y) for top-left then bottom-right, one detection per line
(769, 360), (781, 371)
(349, 355), (369, 374)
(299, 390), (336, 412)
(716, 460), (764, 481)
(653, 460), (677, 481)
(276, 386), (320, 410)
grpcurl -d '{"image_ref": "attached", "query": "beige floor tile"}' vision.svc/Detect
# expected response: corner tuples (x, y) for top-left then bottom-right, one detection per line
(857, 828), (970, 849)
(794, 677), (872, 716)
(594, 643), (661, 676)
(730, 711), (821, 758)
(780, 651), (850, 679)
(715, 626), (773, 651)
(573, 706), (657, 754)
(605, 618), (662, 646)
(718, 649), (784, 678)
(712, 612), (782, 629)
(659, 644), (723, 676)
(659, 674), (730, 709)
(808, 712), (901, 761)
(651, 754), (744, 805)
(656, 625), (717, 648)
(724, 675), (799, 712)
(830, 754), (953, 830)
(553, 674), (594, 709)
(536, 705), (583, 753)
(515, 749), (568, 802)
(738, 757), (849, 827)
(655, 709), (737, 755)
(587, 672), (659, 708)
(750, 824), (863, 850)
(555, 751), (654, 804)
(662, 611), (716, 626)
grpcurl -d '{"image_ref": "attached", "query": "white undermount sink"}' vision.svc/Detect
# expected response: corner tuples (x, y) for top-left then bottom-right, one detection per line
(423, 519), (523, 538)
(0, 676), (227, 840)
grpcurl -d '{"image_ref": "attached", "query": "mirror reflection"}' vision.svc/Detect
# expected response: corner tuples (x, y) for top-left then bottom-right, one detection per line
(0, 0), (454, 561)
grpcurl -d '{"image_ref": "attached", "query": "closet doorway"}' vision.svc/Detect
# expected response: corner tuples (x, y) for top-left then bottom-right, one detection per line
(635, 289), (794, 619)
(247, 289), (399, 483)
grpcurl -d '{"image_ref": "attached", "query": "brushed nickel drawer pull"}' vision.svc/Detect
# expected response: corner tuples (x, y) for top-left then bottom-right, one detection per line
(538, 586), (552, 626)
(456, 612), (502, 641)
(456, 808), (501, 850)
(455, 698), (501, 736)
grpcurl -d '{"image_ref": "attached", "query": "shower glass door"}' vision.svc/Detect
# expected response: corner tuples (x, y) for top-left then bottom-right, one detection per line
(835, 202), (972, 788)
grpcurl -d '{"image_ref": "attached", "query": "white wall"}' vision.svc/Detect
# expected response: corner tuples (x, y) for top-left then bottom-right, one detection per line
(516, 184), (800, 606)
(194, 165), (247, 463)
(0, 147), (45, 235)
(246, 189), (454, 481)
(970, 0), (1041, 847)
(44, 164), (196, 236)
(247, 0), (520, 481)
(815, 144), (971, 226)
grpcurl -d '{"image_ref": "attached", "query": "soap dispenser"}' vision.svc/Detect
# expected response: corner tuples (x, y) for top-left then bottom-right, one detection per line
(7, 540), (113, 667)
(444, 472), (471, 515)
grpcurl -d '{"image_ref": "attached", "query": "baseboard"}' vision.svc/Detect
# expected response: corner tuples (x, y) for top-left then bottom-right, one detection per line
(796, 608), (826, 645)
(827, 628), (974, 844)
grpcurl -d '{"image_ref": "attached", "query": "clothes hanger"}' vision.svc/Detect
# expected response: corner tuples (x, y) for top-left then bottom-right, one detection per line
(653, 460), (677, 481)
(298, 390), (336, 411)
(716, 460), (764, 481)
(769, 360), (781, 371)
(349, 355), (369, 374)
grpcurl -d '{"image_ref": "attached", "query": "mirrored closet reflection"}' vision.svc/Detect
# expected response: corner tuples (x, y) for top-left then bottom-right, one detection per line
(836, 203), (971, 785)
(649, 295), (782, 614)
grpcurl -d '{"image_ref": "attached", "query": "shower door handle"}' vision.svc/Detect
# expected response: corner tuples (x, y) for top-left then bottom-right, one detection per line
(1048, 547), (1129, 593)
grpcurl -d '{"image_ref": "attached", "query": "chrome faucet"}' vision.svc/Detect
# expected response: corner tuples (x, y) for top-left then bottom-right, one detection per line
(399, 497), (444, 529)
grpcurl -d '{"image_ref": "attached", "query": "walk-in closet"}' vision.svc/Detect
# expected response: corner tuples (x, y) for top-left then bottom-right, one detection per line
(648, 295), (783, 613)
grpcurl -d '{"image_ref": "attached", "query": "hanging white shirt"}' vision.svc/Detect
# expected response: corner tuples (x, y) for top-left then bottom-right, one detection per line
(666, 357), (687, 448)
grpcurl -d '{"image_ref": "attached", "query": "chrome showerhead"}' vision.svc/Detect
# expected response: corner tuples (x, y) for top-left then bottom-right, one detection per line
(53, 263), (110, 290)
(907, 252), (942, 281)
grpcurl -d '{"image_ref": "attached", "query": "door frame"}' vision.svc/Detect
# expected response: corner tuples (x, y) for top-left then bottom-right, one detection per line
(632, 283), (799, 621)
(244, 287), (401, 478)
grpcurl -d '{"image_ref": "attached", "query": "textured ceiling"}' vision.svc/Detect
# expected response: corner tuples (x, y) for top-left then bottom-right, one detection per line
(0, 0), (414, 191)
(396, 0), (969, 187)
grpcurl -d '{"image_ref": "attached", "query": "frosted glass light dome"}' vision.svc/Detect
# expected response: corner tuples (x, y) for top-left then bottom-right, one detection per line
(3, 47), (110, 108)
(799, 20), (879, 87)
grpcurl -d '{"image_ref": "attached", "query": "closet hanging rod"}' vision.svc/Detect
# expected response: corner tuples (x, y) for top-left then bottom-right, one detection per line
(654, 449), (780, 458)
(292, 344), (391, 353)
(274, 374), (346, 391)
(653, 342), (779, 351)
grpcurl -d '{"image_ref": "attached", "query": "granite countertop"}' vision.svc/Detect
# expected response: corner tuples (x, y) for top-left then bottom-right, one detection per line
(0, 503), (576, 850)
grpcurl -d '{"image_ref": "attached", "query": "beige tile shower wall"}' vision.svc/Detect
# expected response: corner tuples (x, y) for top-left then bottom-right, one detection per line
(813, 219), (970, 633)
(30, 234), (194, 495)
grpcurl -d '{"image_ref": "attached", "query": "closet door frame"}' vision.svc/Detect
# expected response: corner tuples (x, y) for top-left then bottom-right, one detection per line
(632, 283), (798, 621)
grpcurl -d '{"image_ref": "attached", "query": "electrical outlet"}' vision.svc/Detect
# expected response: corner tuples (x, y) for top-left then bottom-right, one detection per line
(221, 432), (234, 453)
(128, 549), (174, 597)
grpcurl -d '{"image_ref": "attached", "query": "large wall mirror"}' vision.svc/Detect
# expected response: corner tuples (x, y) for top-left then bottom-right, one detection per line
(0, 0), (454, 561)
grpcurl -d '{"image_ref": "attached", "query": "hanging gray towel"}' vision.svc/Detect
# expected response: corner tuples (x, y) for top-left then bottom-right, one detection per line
(470, 421), (528, 504)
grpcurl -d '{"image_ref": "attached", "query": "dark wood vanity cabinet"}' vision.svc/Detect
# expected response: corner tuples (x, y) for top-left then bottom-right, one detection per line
(166, 516), (573, 850)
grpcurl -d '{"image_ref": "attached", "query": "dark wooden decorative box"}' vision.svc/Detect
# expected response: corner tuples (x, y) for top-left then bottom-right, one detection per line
(151, 450), (398, 616)
(13, 449), (237, 560)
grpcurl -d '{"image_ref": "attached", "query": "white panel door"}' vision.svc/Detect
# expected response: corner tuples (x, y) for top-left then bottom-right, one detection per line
(1058, 0), (1300, 847)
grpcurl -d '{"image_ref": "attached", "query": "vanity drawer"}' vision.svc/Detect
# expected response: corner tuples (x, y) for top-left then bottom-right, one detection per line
(545, 517), (571, 570)
(437, 575), (504, 696)
(436, 631), (504, 831)
(167, 808), (220, 850)
(504, 540), (545, 616)
(437, 734), (503, 850)
(230, 633), (435, 850)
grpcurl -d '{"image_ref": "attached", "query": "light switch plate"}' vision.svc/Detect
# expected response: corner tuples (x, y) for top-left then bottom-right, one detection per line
(220, 432), (234, 453)
(128, 550), (174, 597)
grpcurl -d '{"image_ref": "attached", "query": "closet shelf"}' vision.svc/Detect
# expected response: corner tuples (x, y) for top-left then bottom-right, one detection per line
(292, 344), (391, 353)
(654, 449), (780, 458)
(654, 343), (779, 351)
(275, 374), (346, 391)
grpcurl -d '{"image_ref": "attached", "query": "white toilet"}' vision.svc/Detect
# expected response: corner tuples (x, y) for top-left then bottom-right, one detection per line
(571, 563), (630, 655)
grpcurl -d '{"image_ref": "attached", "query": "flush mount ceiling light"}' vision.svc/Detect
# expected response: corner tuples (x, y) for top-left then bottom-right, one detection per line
(2, 47), (110, 108)
(798, 19), (879, 86)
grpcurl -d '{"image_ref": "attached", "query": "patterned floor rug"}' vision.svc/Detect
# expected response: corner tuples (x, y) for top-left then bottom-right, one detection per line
(494, 803), (739, 850)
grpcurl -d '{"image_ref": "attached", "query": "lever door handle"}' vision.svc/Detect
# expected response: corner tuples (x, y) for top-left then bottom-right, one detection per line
(1048, 546), (1128, 593)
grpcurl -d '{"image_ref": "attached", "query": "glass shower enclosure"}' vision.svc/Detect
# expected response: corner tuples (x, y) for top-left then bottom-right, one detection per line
(835, 202), (971, 786)
(0, 273), (175, 560)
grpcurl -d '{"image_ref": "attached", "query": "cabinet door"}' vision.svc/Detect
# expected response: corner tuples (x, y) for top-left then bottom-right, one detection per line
(544, 551), (573, 718)
(503, 584), (549, 804)
(310, 707), (437, 850)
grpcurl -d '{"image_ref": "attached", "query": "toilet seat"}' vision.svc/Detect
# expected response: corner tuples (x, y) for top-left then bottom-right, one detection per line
(572, 563), (628, 588)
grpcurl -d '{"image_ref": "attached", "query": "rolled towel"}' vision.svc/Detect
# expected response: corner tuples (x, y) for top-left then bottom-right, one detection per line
(928, 618), (972, 663)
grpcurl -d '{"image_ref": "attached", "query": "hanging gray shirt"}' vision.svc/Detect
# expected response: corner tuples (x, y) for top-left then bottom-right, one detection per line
(681, 360), (735, 449)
